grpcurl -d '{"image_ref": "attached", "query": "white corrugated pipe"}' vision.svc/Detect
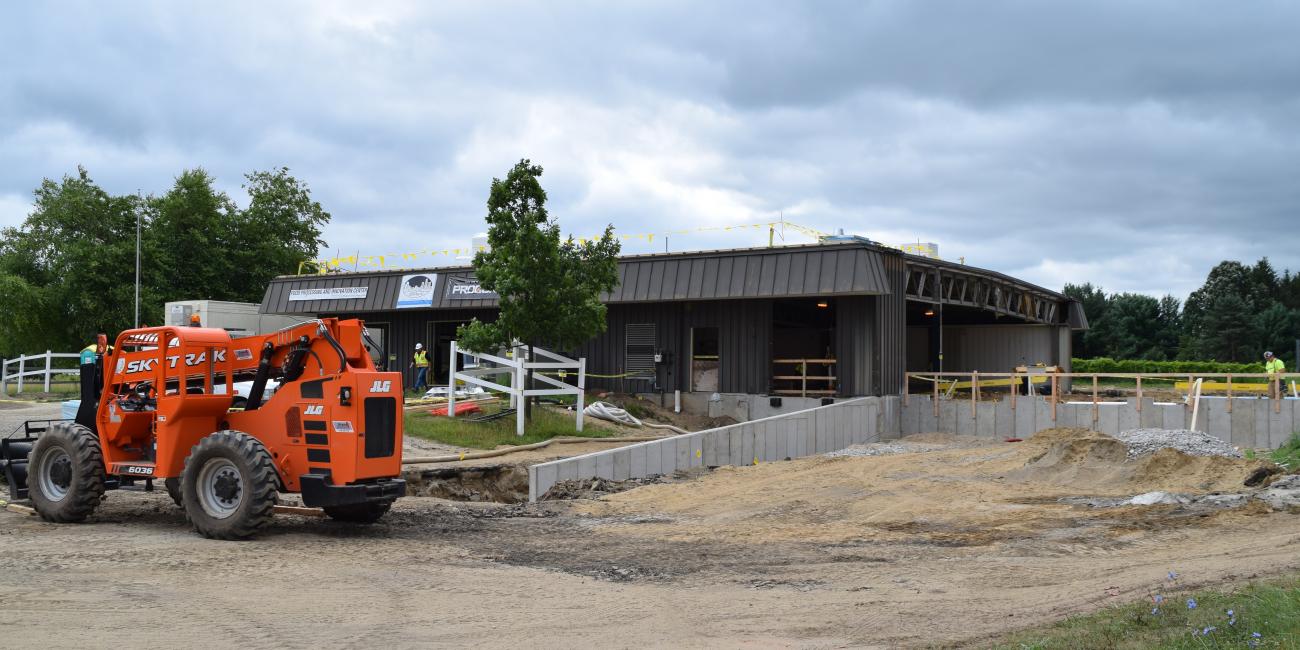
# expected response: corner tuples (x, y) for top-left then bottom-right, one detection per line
(583, 401), (691, 435)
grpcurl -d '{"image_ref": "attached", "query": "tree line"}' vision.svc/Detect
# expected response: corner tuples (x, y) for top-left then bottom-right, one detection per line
(1066, 258), (1300, 365)
(0, 167), (328, 357)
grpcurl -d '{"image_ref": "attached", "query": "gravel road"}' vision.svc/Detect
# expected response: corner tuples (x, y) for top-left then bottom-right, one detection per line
(0, 400), (63, 438)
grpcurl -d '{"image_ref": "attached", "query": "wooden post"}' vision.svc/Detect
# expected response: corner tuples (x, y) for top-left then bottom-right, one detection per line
(933, 373), (939, 418)
(1092, 374), (1099, 423)
(1226, 374), (1232, 413)
(1136, 375), (1143, 413)
(447, 341), (457, 418)
(1050, 372), (1058, 422)
(971, 371), (979, 418)
(43, 350), (51, 392)
(17, 355), (24, 393)
(903, 373), (910, 407)
(1190, 378), (1203, 431)
(1275, 377), (1282, 414)
(801, 360), (807, 399)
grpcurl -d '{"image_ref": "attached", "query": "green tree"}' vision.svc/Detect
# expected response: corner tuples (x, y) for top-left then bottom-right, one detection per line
(456, 160), (621, 418)
(1155, 294), (1183, 360)
(1253, 302), (1298, 365)
(1089, 293), (1164, 360)
(1064, 282), (1112, 358)
(146, 168), (239, 301)
(0, 167), (148, 355)
(229, 168), (331, 299)
(0, 166), (331, 356)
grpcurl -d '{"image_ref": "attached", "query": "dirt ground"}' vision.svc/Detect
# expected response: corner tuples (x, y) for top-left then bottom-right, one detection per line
(3, 429), (1300, 648)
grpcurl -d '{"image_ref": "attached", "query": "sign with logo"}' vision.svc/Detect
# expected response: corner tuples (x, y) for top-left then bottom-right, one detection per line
(289, 286), (368, 301)
(447, 278), (497, 300)
(396, 273), (437, 309)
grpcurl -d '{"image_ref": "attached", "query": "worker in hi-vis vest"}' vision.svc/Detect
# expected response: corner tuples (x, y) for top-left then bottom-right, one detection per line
(1264, 351), (1286, 398)
(79, 334), (112, 365)
(410, 342), (430, 393)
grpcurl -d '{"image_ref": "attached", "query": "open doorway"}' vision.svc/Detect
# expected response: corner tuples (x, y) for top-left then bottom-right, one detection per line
(427, 321), (471, 385)
(771, 298), (836, 396)
(690, 327), (719, 392)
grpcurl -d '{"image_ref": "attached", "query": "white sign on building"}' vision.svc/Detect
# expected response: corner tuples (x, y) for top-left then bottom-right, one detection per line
(288, 286), (368, 301)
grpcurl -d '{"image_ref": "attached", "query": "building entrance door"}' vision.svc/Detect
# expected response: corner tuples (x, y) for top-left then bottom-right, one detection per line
(690, 327), (719, 392)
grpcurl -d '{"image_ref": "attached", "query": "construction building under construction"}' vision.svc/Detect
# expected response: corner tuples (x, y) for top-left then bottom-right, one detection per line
(259, 240), (1087, 410)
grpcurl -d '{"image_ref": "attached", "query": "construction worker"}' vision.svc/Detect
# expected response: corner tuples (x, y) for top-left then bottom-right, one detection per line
(189, 313), (202, 327)
(1265, 351), (1286, 398)
(79, 333), (112, 364)
(410, 343), (430, 394)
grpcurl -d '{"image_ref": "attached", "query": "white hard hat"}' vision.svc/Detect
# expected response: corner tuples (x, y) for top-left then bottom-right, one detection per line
(1264, 351), (1273, 358)
(415, 343), (423, 350)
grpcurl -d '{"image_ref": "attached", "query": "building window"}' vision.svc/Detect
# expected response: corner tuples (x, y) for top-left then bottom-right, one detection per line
(625, 324), (656, 380)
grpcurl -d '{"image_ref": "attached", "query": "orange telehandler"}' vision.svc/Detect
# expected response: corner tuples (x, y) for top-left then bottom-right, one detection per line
(1, 318), (406, 539)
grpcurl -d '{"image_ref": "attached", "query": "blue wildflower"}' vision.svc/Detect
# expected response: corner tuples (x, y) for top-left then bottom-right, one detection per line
(1168, 571), (1178, 580)
(1227, 610), (1234, 616)
(1154, 594), (1164, 604)
(1202, 626), (1216, 635)
(1187, 597), (1197, 610)
(1151, 607), (1160, 615)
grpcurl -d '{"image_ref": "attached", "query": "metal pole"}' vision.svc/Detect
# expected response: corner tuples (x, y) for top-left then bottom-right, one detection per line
(43, 350), (51, 392)
(135, 200), (141, 328)
(971, 371), (978, 418)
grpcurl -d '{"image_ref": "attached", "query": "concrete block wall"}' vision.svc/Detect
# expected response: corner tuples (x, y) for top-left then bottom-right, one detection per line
(529, 396), (901, 501)
(900, 395), (1299, 449)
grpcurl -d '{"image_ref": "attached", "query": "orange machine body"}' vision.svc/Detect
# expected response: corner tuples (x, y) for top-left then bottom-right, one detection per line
(96, 318), (403, 494)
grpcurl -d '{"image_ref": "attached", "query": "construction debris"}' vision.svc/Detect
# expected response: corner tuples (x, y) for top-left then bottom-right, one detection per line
(1113, 428), (1243, 459)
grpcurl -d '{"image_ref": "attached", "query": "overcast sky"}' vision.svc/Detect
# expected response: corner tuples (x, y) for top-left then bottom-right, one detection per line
(3, 1), (1298, 298)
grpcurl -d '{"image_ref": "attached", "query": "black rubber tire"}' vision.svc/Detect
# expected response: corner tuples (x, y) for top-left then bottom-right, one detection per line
(164, 477), (183, 507)
(323, 501), (392, 524)
(181, 430), (278, 540)
(28, 422), (106, 523)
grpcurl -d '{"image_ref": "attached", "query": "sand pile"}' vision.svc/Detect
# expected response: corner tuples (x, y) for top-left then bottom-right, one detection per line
(1013, 428), (1272, 493)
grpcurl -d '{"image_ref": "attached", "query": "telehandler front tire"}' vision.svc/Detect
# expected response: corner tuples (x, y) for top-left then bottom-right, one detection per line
(28, 422), (106, 523)
(181, 430), (278, 540)
(323, 501), (392, 523)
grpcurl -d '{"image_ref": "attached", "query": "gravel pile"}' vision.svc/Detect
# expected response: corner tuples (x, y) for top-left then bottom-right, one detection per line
(1113, 428), (1242, 459)
(826, 441), (947, 458)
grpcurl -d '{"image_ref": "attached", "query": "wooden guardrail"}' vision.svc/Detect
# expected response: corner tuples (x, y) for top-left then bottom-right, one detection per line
(772, 358), (837, 397)
(904, 371), (1300, 423)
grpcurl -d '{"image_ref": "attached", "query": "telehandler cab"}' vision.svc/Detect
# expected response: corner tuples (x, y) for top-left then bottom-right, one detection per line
(2, 319), (406, 539)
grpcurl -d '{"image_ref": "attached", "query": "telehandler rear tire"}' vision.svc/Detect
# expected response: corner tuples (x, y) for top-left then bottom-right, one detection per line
(164, 477), (183, 507)
(323, 501), (391, 523)
(28, 422), (106, 523)
(181, 430), (278, 540)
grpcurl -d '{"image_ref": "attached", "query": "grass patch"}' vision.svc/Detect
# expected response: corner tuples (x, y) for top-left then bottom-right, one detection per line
(404, 402), (615, 449)
(994, 573), (1300, 649)
(1268, 433), (1300, 471)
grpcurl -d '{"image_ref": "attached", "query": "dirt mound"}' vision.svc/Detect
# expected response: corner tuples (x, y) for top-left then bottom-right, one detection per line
(1130, 448), (1277, 493)
(1009, 427), (1270, 493)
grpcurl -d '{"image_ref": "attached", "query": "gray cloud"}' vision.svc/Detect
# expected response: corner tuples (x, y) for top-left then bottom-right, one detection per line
(2, 1), (1298, 298)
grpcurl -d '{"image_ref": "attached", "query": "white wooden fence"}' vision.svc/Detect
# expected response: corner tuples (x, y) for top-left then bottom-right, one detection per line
(447, 342), (586, 437)
(1, 351), (82, 396)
